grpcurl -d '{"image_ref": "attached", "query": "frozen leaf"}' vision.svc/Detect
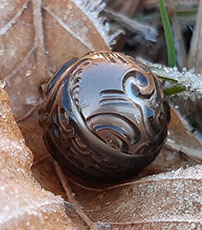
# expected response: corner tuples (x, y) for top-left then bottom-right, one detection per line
(70, 164), (202, 229)
(0, 85), (80, 230)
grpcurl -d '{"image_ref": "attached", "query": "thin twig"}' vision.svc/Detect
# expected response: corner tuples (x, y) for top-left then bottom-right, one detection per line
(32, 0), (47, 60)
(53, 161), (99, 230)
(188, 0), (202, 73)
(104, 9), (158, 42)
(33, 153), (50, 166)
(16, 100), (42, 122)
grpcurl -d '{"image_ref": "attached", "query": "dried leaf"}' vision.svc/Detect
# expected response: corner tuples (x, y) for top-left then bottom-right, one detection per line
(70, 164), (202, 229)
(0, 85), (77, 230)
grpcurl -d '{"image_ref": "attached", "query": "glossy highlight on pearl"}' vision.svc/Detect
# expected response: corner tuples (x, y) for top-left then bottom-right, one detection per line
(39, 51), (170, 182)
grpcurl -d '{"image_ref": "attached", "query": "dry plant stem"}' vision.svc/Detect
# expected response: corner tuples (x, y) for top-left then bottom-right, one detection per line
(4, 46), (35, 82)
(33, 153), (50, 166)
(32, 0), (52, 78)
(16, 100), (42, 122)
(53, 161), (99, 230)
(144, 0), (199, 9)
(104, 9), (157, 40)
(188, 0), (202, 73)
(32, 0), (48, 62)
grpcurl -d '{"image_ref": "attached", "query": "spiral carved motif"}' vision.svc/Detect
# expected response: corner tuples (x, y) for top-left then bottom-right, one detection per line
(39, 51), (170, 182)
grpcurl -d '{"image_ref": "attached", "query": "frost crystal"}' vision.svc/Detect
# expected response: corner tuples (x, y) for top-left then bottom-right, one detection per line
(0, 81), (6, 89)
(143, 61), (202, 100)
(96, 221), (111, 229)
(73, 0), (121, 48)
(25, 70), (32, 77)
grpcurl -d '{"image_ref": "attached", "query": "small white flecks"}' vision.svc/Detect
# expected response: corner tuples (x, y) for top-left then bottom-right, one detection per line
(72, 193), (76, 197)
(182, 67), (187, 74)
(26, 222), (30, 226)
(143, 164), (202, 181)
(174, 104), (179, 110)
(96, 221), (111, 229)
(0, 48), (5, 56)
(0, 80), (7, 89)
(25, 70), (32, 77)
(25, 96), (38, 105)
(67, 218), (72, 224)
(0, 194), (65, 227)
(164, 150), (177, 161)
(0, 186), (6, 191)
(0, 107), (7, 119)
(9, 46), (17, 57)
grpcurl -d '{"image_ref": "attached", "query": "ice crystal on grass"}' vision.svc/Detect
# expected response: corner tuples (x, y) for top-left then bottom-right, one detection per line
(147, 63), (202, 100)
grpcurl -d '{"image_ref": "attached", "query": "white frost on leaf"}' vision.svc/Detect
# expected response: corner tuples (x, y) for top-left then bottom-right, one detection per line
(73, 0), (121, 48)
(0, 132), (33, 169)
(0, 192), (64, 227)
(142, 164), (202, 182)
(76, 163), (202, 227)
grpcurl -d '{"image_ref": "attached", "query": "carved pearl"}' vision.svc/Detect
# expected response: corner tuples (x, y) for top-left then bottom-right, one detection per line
(39, 51), (170, 182)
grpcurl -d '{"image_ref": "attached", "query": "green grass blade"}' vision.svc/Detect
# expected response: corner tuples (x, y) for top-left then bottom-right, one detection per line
(159, 0), (177, 67)
(176, 9), (197, 17)
(164, 85), (185, 96)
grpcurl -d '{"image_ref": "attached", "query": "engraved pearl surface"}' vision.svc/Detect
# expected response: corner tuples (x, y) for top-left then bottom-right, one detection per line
(39, 51), (170, 182)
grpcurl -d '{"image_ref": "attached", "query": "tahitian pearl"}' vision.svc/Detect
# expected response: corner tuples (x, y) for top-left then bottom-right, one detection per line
(39, 51), (170, 182)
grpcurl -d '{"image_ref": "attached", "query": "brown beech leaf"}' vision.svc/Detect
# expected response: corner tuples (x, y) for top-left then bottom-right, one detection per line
(70, 164), (202, 229)
(0, 0), (111, 163)
(0, 85), (81, 229)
